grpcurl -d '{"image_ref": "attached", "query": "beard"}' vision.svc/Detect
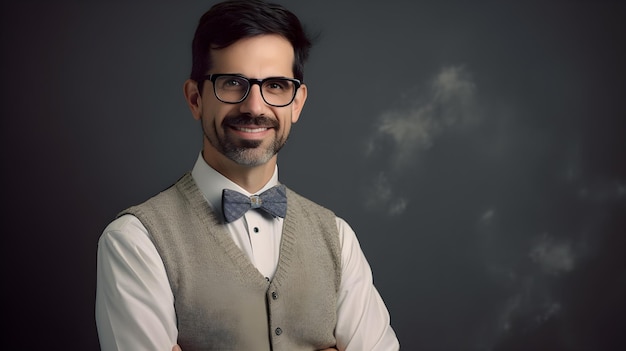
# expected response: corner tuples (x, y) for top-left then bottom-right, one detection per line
(202, 114), (288, 167)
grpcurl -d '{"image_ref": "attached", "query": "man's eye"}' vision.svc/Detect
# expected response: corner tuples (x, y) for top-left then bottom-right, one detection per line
(265, 80), (288, 90)
(225, 79), (242, 87)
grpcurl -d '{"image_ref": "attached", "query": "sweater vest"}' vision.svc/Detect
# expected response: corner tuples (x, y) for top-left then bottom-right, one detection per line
(119, 173), (341, 350)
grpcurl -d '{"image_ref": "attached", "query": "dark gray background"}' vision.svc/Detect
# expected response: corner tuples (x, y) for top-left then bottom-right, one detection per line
(2, 1), (624, 350)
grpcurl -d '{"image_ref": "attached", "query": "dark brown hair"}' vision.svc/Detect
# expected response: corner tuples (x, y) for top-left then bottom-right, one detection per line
(190, 0), (312, 92)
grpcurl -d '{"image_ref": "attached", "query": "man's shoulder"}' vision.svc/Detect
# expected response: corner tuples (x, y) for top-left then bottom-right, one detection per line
(284, 186), (324, 206)
(284, 185), (336, 218)
(117, 173), (196, 218)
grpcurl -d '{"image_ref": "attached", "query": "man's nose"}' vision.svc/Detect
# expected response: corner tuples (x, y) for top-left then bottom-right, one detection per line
(239, 83), (267, 115)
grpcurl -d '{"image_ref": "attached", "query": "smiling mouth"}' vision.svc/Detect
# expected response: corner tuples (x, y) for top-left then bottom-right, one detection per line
(224, 115), (278, 137)
(233, 126), (270, 133)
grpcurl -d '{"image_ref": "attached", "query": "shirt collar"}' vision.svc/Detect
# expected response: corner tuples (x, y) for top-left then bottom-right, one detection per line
(190, 152), (279, 217)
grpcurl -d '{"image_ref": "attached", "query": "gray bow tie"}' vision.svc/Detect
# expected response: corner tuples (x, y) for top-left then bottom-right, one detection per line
(222, 185), (287, 223)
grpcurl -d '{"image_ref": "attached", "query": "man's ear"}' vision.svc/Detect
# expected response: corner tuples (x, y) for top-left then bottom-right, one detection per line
(290, 83), (307, 123)
(184, 79), (203, 121)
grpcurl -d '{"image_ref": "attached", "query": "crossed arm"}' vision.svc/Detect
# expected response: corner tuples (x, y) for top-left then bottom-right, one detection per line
(96, 216), (398, 350)
(172, 346), (340, 351)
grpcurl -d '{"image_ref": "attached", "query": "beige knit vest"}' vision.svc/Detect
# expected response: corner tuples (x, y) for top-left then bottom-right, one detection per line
(120, 173), (341, 351)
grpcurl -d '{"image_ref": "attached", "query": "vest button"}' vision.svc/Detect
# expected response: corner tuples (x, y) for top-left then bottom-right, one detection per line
(272, 291), (278, 300)
(275, 327), (282, 335)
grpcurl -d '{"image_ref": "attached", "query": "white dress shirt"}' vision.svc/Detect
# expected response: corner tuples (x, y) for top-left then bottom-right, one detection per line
(96, 153), (399, 351)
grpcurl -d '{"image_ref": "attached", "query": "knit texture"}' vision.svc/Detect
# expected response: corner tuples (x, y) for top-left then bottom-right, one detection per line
(119, 173), (341, 351)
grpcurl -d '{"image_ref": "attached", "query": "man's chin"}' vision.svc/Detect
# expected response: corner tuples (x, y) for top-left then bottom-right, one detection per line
(221, 145), (275, 167)
(229, 153), (275, 167)
(237, 139), (263, 149)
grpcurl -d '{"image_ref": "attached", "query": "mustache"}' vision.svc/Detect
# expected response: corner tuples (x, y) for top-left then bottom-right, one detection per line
(223, 114), (279, 128)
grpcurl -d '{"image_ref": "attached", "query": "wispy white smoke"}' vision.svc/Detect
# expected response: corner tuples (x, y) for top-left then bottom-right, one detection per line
(365, 173), (408, 216)
(480, 208), (496, 223)
(529, 234), (576, 275)
(487, 232), (583, 347)
(364, 66), (478, 215)
(498, 287), (562, 333)
(371, 65), (477, 169)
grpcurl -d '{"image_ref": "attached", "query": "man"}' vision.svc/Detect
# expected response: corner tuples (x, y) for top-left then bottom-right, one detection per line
(95, 0), (400, 350)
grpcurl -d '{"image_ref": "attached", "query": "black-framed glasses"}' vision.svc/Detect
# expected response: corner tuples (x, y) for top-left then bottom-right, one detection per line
(204, 74), (301, 107)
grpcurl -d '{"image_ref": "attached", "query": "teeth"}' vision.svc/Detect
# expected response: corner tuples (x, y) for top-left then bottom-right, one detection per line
(236, 127), (268, 133)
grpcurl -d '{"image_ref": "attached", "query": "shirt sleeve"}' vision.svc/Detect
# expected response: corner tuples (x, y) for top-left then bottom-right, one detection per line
(95, 214), (178, 351)
(334, 217), (400, 351)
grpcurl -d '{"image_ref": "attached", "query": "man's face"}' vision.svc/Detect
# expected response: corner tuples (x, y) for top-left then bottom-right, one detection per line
(193, 34), (307, 167)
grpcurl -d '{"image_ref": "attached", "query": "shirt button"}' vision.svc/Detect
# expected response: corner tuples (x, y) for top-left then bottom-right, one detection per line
(253, 227), (259, 233)
(271, 291), (278, 300)
(275, 327), (282, 335)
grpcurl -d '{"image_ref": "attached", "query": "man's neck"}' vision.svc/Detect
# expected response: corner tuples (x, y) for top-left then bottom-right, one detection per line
(202, 151), (276, 194)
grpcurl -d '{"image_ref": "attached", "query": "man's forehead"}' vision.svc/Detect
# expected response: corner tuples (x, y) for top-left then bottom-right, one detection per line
(207, 35), (296, 74)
